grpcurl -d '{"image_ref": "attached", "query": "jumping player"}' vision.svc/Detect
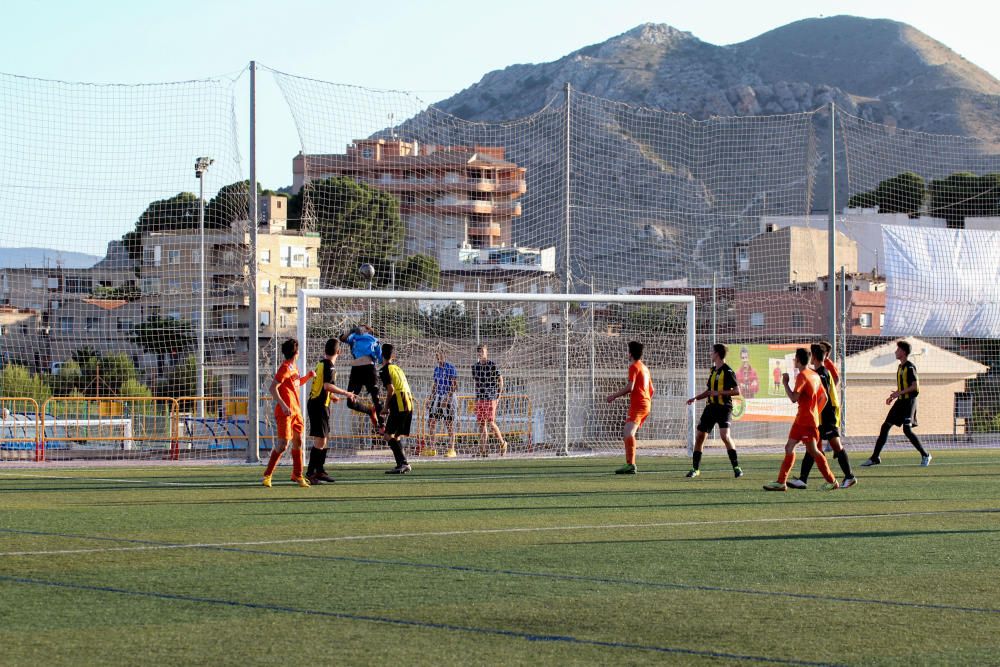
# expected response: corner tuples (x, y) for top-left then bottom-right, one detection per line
(339, 325), (385, 433)
(685, 342), (743, 478)
(861, 339), (931, 467)
(763, 347), (839, 491)
(606, 340), (654, 475)
(263, 339), (315, 488)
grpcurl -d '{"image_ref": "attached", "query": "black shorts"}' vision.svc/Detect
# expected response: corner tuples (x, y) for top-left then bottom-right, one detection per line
(385, 409), (413, 437)
(697, 403), (733, 434)
(307, 399), (330, 438)
(886, 398), (917, 427)
(819, 423), (840, 441)
(428, 394), (456, 422)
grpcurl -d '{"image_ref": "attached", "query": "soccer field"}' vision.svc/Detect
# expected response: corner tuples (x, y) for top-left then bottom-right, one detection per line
(2, 451), (999, 666)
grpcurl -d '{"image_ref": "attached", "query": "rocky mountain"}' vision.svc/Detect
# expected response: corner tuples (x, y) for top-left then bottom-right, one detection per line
(402, 16), (1000, 289)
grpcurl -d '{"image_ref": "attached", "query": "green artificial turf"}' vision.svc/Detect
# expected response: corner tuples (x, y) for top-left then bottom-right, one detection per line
(1, 450), (998, 666)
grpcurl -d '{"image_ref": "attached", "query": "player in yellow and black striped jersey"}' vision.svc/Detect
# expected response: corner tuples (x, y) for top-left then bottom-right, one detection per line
(863, 339), (931, 467)
(685, 343), (743, 478)
(788, 342), (857, 489)
(305, 338), (355, 484)
(378, 343), (414, 474)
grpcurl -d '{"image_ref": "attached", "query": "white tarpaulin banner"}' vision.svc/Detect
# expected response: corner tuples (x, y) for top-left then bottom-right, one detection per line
(882, 226), (1000, 337)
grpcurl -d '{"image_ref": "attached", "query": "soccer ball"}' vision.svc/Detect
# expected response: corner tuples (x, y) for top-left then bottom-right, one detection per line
(359, 263), (375, 281)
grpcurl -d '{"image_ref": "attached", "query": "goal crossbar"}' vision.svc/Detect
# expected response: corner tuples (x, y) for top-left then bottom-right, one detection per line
(296, 289), (697, 456)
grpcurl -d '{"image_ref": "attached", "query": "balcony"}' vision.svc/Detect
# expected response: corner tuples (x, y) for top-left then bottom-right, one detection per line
(438, 246), (557, 273)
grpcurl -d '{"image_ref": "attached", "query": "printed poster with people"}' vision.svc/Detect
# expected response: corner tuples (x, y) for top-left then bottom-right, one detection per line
(730, 344), (812, 423)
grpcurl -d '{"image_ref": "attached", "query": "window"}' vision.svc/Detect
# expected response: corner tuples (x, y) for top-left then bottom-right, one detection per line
(750, 312), (765, 327)
(167, 311), (181, 321)
(859, 312), (873, 328)
(117, 318), (134, 331)
(47, 277), (59, 290)
(50, 300), (60, 311)
(259, 311), (271, 327)
(59, 316), (73, 332)
(306, 278), (320, 290)
(167, 250), (181, 265)
(141, 278), (161, 294)
(260, 279), (270, 294)
(221, 311), (237, 329)
(143, 245), (162, 266)
(736, 246), (749, 272)
(879, 312), (885, 327)
(166, 279), (181, 293)
(31, 278), (43, 289)
(85, 317), (100, 331)
(276, 199), (282, 209)
(260, 249), (271, 264)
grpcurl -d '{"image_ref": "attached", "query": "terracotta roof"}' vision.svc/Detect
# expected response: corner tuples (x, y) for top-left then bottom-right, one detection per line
(82, 298), (129, 311)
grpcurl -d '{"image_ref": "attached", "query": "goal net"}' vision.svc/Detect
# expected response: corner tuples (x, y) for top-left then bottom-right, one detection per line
(293, 289), (695, 461)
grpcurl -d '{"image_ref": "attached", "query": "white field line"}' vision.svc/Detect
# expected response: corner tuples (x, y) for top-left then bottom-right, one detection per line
(0, 508), (994, 558)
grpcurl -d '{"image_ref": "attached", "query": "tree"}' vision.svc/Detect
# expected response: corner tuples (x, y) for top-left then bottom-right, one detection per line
(928, 172), (1000, 229)
(205, 180), (252, 229)
(847, 172), (926, 217)
(0, 365), (52, 405)
(158, 354), (220, 399)
(131, 316), (196, 367)
(396, 253), (441, 291)
(288, 177), (404, 288)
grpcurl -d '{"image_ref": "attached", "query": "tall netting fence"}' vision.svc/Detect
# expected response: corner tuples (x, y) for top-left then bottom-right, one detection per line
(2, 63), (998, 463)
(836, 109), (1000, 455)
(0, 71), (250, 461)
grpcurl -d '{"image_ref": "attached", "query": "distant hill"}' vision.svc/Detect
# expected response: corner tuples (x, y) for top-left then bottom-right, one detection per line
(0, 247), (101, 269)
(398, 16), (1000, 288)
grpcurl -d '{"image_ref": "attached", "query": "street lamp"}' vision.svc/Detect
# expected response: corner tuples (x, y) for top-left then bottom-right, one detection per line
(195, 157), (214, 415)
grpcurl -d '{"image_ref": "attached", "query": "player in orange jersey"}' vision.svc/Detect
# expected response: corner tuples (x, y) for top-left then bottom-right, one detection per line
(606, 341), (654, 474)
(263, 338), (315, 488)
(764, 347), (839, 491)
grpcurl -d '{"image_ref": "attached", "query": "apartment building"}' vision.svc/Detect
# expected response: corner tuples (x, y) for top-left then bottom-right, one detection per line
(292, 138), (557, 296)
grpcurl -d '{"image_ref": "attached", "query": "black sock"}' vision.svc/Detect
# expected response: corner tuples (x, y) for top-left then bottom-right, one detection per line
(872, 422), (892, 460)
(903, 426), (927, 456)
(388, 439), (408, 467)
(692, 450), (702, 470)
(727, 448), (739, 468)
(318, 448), (328, 473)
(799, 453), (815, 482)
(835, 449), (854, 478)
(306, 447), (318, 475)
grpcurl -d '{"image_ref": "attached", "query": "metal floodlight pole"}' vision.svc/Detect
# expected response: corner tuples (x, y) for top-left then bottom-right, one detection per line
(828, 101), (837, 352)
(194, 156), (214, 419)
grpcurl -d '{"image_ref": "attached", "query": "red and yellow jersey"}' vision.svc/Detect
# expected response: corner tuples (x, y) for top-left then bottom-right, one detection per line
(823, 357), (840, 385)
(792, 367), (827, 429)
(628, 360), (654, 409)
(273, 360), (302, 419)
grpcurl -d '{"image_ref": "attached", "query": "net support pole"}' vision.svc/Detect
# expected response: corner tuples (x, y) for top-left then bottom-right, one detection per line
(298, 287), (308, 410)
(561, 82), (572, 455)
(686, 299), (697, 454)
(828, 101), (837, 353)
(246, 60), (261, 463)
(839, 264), (847, 434)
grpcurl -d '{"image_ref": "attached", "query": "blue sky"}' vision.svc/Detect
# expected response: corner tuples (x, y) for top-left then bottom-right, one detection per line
(2, 0), (997, 254)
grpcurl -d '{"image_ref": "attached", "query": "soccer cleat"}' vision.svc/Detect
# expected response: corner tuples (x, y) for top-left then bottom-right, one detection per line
(499, 441), (508, 457)
(841, 476), (858, 489)
(762, 481), (787, 492)
(733, 466), (744, 479)
(445, 448), (457, 458)
(786, 478), (808, 490)
(920, 454), (932, 467)
(685, 468), (700, 478)
(385, 464), (412, 475)
(315, 471), (335, 483)
(820, 481), (840, 491)
(615, 463), (637, 475)
(292, 476), (311, 488)
(262, 475), (272, 488)
(860, 458), (880, 467)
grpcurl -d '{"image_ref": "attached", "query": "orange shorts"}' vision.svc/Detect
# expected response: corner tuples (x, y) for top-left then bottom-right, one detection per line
(627, 406), (650, 428)
(475, 400), (497, 422)
(788, 422), (819, 445)
(276, 413), (304, 441)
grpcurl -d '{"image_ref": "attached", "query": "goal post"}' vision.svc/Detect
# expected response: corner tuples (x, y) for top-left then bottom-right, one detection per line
(295, 288), (696, 460)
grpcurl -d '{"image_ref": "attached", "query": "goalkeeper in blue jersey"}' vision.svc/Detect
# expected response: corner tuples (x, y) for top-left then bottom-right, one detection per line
(339, 324), (385, 432)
